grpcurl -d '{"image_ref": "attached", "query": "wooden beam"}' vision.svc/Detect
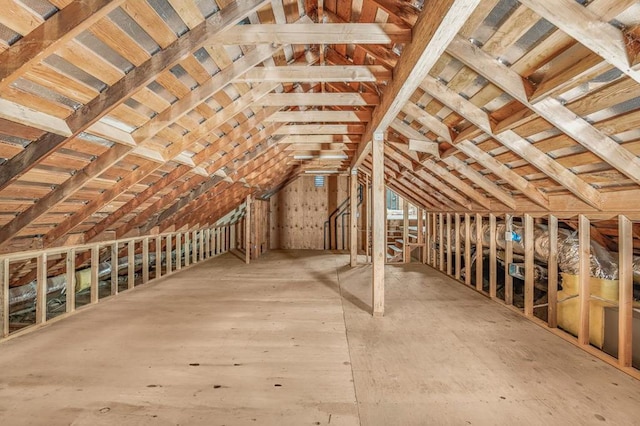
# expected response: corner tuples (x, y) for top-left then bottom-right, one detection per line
(420, 76), (602, 210)
(372, 132), (385, 316)
(129, 44), (281, 144)
(498, 131), (602, 210)
(0, 0), (268, 194)
(266, 110), (371, 122)
(245, 196), (251, 264)
(448, 36), (640, 187)
(618, 215), (633, 367)
(518, 0), (640, 84)
(279, 135), (361, 143)
(475, 214), (482, 290)
(1, 258), (8, 337)
(524, 214), (534, 317)
(43, 162), (159, 246)
(578, 214), (591, 346)
(456, 140), (549, 209)
(350, 168), (358, 267)
(0, 144), (131, 249)
(464, 213), (471, 286)
(443, 156), (517, 210)
(90, 246), (99, 304)
(439, 213), (445, 271)
(548, 214), (558, 328)
(210, 23), (411, 44)
(0, 98), (72, 136)
(0, 0), (125, 92)
(489, 214), (497, 298)
(36, 253), (47, 324)
(408, 138), (440, 158)
(236, 65), (390, 82)
(386, 127), (476, 209)
(257, 93), (379, 106)
(402, 103), (454, 143)
(274, 124), (365, 135)
(446, 213), (452, 275)
(83, 165), (190, 243)
(533, 98), (640, 186)
(505, 214), (513, 305)
(352, 0), (481, 167)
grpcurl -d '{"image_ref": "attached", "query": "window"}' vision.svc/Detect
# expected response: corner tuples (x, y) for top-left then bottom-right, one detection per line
(314, 175), (325, 187)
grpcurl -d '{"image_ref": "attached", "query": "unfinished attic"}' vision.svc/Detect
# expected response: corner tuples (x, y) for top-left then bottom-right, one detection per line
(1, 0), (640, 423)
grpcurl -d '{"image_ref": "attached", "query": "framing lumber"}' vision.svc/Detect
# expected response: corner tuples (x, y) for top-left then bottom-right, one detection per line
(350, 168), (358, 267)
(258, 93), (379, 106)
(0, 0), (125, 92)
(420, 76), (603, 210)
(236, 65), (390, 82)
(618, 215), (633, 367)
(448, 36), (640, 187)
(518, 0), (640, 85)
(0, 0), (268, 194)
(372, 132), (385, 316)
(210, 23), (411, 45)
(351, 0), (481, 168)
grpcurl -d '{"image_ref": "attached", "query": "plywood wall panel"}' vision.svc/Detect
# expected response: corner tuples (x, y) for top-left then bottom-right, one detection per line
(269, 176), (348, 249)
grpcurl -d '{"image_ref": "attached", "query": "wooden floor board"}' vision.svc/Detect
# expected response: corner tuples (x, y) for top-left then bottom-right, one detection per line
(0, 250), (638, 425)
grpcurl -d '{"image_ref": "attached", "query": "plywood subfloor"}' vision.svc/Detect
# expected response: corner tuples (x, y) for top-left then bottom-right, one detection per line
(0, 250), (639, 425)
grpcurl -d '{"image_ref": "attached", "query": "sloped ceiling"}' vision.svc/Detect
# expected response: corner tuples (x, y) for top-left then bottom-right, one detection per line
(0, 0), (639, 254)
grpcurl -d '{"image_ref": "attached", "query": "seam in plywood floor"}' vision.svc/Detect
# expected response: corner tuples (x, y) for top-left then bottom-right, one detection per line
(335, 255), (364, 426)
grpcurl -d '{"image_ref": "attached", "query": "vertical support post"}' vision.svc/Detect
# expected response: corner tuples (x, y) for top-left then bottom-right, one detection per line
(402, 200), (409, 263)
(245, 195), (251, 264)
(350, 168), (359, 267)
(142, 237), (149, 283)
(578, 214), (591, 346)
(618, 215), (633, 367)
(365, 174), (370, 263)
(372, 132), (385, 316)
(446, 213), (452, 276)
(425, 212), (431, 265)
(216, 228), (221, 255)
(184, 232), (190, 267)
(417, 207), (424, 265)
(464, 213), (471, 286)
(210, 228), (215, 255)
(66, 249), (75, 313)
(36, 253), (47, 324)
(192, 230), (198, 264)
(439, 213), (444, 272)
(0, 259), (7, 337)
(199, 230), (204, 261)
(431, 213), (437, 267)
(176, 232), (182, 270)
(111, 243), (119, 295)
(166, 234), (172, 275)
(489, 214), (497, 299)
(524, 214), (534, 316)
(0, 259), (9, 337)
(90, 245), (99, 304)
(142, 237), (151, 284)
(155, 236), (162, 279)
(204, 229), (209, 259)
(475, 214), (483, 291)
(454, 213), (461, 281)
(505, 214), (513, 305)
(1, 258), (9, 336)
(127, 240), (135, 289)
(548, 214), (558, 328)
